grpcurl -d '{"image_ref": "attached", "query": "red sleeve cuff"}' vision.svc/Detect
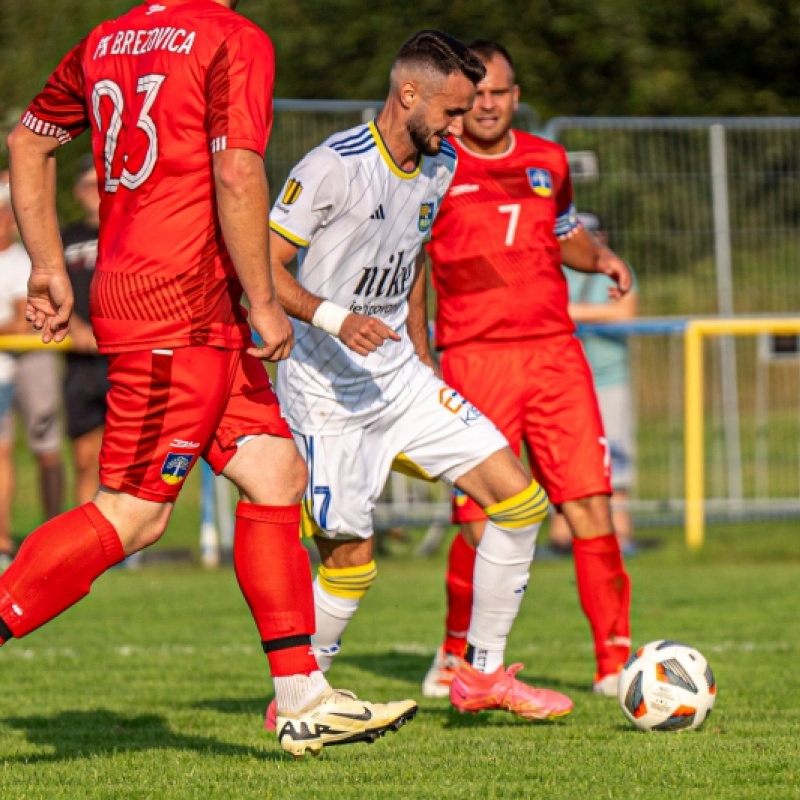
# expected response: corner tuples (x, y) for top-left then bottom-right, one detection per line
(209, 136), (266, 157)
(21, 111), (72, 145)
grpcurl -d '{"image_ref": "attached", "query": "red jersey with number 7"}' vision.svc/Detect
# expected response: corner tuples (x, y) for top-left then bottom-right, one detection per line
(21, 0), (274, 354)
(427, 131), (581, 349)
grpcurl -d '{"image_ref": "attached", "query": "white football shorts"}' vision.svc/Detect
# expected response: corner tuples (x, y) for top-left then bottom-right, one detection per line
(293, 369), (508, 540)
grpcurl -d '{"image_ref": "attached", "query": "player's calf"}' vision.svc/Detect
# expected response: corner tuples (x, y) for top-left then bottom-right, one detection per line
(465, 480), (548, 673)
(312, 560), (377, 671)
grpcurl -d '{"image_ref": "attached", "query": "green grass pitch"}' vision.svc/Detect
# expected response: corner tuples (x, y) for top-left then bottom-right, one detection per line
(0, 519), (798, 798)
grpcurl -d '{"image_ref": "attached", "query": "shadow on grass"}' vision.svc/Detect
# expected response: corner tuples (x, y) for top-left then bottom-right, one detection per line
(1, 709), (286, 763)
(338, 651), (586, 696)
(336, 651), (432, 684)
(193, 696), (268, 716)
(437, 706), (572, 730)
(192, 653), (588, 730)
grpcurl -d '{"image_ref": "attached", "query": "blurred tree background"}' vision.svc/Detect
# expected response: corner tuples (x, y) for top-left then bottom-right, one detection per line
(2, 0), (800, 216)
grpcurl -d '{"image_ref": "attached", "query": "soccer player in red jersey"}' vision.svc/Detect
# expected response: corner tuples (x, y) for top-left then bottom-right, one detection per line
(421, 40), (633, 698)
(4, 0), (415, 758)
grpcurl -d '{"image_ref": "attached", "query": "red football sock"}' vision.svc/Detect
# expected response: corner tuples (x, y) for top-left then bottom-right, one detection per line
(572, 533), (632, 677)
(444, 530), (476, 657)
(0, 503), (125, 641)
(233, 502), (318, 677)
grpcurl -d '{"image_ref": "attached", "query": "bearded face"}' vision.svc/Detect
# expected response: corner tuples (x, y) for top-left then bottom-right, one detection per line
(406, 105), (445, 157)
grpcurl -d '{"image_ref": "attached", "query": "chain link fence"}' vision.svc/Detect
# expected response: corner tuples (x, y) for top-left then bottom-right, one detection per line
(548, 117), (800, 525)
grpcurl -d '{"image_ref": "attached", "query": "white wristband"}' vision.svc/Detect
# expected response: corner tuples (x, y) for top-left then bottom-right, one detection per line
(311, 300), (350, 338)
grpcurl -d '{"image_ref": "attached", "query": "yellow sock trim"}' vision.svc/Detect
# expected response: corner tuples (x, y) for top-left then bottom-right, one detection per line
(318, 561), (378, 600)
(485, 481), (549, 529)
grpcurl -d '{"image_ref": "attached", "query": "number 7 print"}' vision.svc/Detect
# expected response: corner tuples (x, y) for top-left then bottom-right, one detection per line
(498, 203), (520, 246)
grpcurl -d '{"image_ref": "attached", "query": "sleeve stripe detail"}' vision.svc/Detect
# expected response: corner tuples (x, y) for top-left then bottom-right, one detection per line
(330, 128), (371, 152)
(210, 135), (228, 153)
(269, 220), (309, 248)
(22, 111), (71, 145)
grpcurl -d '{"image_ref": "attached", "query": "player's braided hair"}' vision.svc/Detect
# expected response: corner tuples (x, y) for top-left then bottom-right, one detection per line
(393, 30), (486, 85)
(467, 40), (515, 74)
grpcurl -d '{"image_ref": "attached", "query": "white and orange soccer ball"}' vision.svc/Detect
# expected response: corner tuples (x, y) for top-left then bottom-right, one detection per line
(618, 640), (716, 731)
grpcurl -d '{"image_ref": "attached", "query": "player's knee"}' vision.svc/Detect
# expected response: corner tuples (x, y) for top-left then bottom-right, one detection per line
(317, 560), (377, 601)
(485, 480), (549, 529)
(96, 491), (172, 553)
(128, 515), (170, 551)
(36, 450), (62, 469)
(286, 448), (308, 504)
(259, 439), (307, 504)
(566, 495), (614, 539)
(74, 449), (95, 474)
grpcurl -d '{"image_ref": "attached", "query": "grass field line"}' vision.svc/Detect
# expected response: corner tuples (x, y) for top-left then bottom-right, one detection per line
(0, 643), (260, 661)
(395, 639), (797, 657)
(0, 638), (793, 663)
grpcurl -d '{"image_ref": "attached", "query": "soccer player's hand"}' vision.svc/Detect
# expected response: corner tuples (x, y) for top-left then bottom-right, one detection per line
(339, 313), (401, 356)
(26, 271), (73, 344)
(597, 249), (633, 300)
(248, 300), (295, 361)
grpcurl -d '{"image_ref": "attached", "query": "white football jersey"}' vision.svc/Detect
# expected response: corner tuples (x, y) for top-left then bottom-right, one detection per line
(270, 120), (457, 435)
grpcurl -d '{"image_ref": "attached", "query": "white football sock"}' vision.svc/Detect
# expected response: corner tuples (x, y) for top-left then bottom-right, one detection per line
(466, 646), (505, 674)
(273, 670), (328, 713)
(311, 577), (361, 672)
(467, 518), (539, 671)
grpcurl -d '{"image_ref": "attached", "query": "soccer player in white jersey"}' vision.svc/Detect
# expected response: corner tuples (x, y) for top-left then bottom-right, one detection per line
(265, 30), (573, 737)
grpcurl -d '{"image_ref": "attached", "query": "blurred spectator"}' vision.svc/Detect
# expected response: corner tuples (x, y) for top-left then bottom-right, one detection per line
(0, 182), (31, 563)
(0, 171), (64, 526)
(551, 212), (638, 553)
(62, 156), (107, 505)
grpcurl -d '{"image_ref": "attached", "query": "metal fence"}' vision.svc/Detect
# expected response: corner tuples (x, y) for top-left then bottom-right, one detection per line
(13, 108), (800, 548)
(543, 117), (800, 525)
(264, 108), (800, 530)
(542, 117), (800, 318)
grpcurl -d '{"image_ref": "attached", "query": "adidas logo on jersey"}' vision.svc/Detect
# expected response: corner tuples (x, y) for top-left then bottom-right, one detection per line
(370, 205), (385, 220)
(450, 183), (479, 196)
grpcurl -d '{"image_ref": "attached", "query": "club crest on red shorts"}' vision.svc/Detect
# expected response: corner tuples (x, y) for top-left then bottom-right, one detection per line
(161, 452), (194, 485)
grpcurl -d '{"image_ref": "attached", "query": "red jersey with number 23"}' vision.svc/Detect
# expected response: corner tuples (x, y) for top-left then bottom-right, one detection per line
(427, 131), (581, 349)
(22, 0), (274, 353)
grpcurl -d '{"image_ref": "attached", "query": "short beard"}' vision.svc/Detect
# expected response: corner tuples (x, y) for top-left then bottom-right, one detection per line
(407, 110), (442, 157)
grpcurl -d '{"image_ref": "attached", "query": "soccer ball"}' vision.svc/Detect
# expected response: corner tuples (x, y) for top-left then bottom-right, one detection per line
(618, 640), (716, 731)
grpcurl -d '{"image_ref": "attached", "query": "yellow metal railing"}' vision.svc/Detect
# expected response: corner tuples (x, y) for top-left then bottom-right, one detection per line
(0, 335), (73, 352)
(684, 318), (800, 549)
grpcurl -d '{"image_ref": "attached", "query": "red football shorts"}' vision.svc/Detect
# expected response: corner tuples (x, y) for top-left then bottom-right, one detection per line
(441, 334), (611, 522)
(99, 345), (292, 502)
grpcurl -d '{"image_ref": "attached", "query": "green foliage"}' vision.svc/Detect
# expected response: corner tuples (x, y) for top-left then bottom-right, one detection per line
(1, 1), (798, 306)
(4, 0), (800, 133)
(252, 0), (800, 118)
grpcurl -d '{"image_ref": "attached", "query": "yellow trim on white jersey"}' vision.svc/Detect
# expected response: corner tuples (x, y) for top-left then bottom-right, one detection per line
(301, 498), (322, 538)
(369, 120), (423, 180)
(270, 220), (310, 248)
(391, 453), (436, 483)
